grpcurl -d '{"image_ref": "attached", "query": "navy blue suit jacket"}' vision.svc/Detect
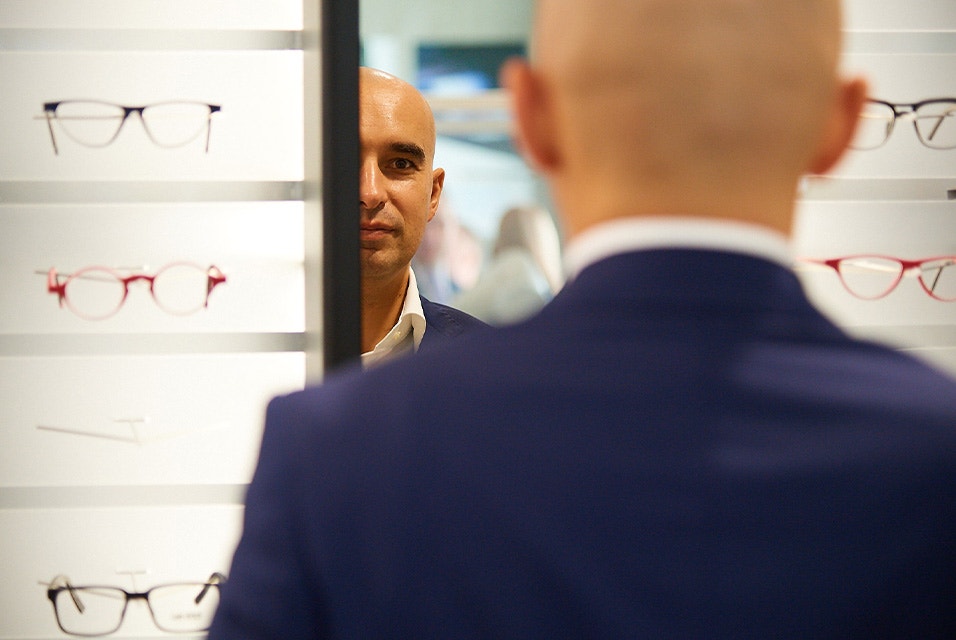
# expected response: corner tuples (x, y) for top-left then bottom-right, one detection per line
(210, 250), (956, 639)
(420, 296), (485, 349)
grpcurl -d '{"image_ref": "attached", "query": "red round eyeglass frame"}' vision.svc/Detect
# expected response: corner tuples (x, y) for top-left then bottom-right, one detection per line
(46, 262), (227, 320)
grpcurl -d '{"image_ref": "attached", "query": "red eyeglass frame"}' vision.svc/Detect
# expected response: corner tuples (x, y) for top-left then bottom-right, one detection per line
(47, 262), (227, 320)
(800, 255), (956, 301)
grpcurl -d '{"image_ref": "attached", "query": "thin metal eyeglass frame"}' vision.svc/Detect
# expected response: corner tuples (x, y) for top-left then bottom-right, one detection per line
(852, 98), (956, 150)
(46, 572), (226, 637)
(42, 100), (222, 155)
(801, 255), (956, 301)
(47, 262), (227, 320)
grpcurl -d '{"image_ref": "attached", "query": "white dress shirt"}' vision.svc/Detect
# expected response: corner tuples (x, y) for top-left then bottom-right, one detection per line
(563, 217), (795, 280)
(361, 267), (428, 368)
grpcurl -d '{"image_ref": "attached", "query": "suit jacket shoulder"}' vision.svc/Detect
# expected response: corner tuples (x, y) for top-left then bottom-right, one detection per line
(420, 296), (486, 348)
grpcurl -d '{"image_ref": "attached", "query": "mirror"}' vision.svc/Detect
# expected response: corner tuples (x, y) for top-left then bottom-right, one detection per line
(360, 0), (564, 326)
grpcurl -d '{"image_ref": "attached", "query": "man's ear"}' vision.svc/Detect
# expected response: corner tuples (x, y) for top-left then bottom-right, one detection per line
(807, 76), (869, 176)
(500, 58), (561, 173)
(428, 167), (445, 222)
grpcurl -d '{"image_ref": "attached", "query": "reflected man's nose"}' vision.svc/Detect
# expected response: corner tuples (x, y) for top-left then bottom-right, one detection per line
(360, 158), (385, 210)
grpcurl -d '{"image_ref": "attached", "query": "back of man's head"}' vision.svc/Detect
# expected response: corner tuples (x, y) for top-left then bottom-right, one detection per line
(504, 0), (865, 236)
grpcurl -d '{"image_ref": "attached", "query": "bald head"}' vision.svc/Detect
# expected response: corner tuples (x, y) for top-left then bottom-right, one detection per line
(503, 0), (866, 236)
(360, 67), (438, 163)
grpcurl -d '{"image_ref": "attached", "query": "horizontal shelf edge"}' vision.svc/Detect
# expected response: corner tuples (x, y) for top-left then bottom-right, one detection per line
(0, 181), (305, 204)
(841, 324), (956, 349)
(0, 332), (309, 356)
(800, 177), (956, 202)
(843, 30), (956, 54)
(0, 484), (247, 509)
(0, 28), (301, 52)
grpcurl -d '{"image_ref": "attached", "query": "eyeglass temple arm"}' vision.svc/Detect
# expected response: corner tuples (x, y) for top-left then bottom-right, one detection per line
(205, 266), (227, 307)
(42, 105), (60, 156)
(924, 259), (955, 293)
(45, 268), (120, 304)
(47, 575), (85, 613)
(193, 572), (227, 604)
(204, 106), (221, 153)
(798, 258), (841, 271)
(923, 106), (955, 142)
(46, 268), (67, 307)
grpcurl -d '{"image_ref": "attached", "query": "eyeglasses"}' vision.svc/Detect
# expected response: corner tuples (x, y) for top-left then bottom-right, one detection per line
(46, 573), (225, 636)
(41, 100), (221, 155)
(37, 416), (198, 444)
(46, 262), (227, 320)
(800, 255), (956, 301)
(850, 98), (956, 150)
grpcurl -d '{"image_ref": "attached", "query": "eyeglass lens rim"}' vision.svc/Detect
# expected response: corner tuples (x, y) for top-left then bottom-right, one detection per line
(42, 100), (221, 155)
(809, 255), (956, 301)
(47, 262), (227, 320)
(46, 573), (225, 636)
(855, 97), (956, 150)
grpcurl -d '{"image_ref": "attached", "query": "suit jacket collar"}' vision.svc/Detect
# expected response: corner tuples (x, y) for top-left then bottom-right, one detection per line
(564, 217), (794, 280)
(552, 248), (837, 330)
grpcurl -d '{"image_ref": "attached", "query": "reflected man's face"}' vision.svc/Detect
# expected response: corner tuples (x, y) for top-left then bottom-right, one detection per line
(359, 72), (444, 285)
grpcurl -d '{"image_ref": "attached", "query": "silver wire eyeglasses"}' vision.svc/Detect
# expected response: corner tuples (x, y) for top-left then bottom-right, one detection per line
(41, 100), (222, 154)
(799, 255), (956, 301)
(46, 262), (227, 320)
(850, 98), (956, 150)
(45, 573), (225, 636)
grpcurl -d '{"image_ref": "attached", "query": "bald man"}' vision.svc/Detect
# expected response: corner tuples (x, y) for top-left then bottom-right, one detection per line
(358, 67), (484, 366)
(209, 2), (956, 638)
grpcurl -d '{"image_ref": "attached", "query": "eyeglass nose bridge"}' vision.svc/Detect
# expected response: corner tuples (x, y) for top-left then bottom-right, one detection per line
(127, 590), (150, 603)
(121, 272), (157, 298)
(120, 105), (146, 132)
(893, 108), (918, 123)
(123, 273), (154, 285)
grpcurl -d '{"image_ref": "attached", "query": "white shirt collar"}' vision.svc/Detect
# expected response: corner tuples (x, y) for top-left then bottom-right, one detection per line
(361, 268), (427, 368)
(404, 267), (428, 349)
(563, 217), (795, 279)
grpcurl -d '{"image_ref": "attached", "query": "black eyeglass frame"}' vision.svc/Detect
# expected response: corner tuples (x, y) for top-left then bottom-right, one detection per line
(852, 97), (956, 150)
(42, 100), (222, 155)
(46, 572), (226, 637)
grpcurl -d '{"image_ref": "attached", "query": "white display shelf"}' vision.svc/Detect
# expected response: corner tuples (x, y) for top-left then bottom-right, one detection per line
(792, 199), (956, 365)
(0, 353), (304, 488)
(0, 333), (307, 356)
(0, 506), (243, 640)
(844, 0), (956, 31)
(0, 202), (306, 335)
(0, 29), (301, 52)
(0, 181), (303, 204)
(792, 3), (956, 378)
(0, 51), (305, 182)
(0, 0), (303, 31)
(801, 177), (955, 202)
(0, 485), (248, 509)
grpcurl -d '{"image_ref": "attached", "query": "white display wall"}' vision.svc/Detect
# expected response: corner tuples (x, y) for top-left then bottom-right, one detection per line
(795, 0), (956, 376)
(0, 2), (318, 638)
